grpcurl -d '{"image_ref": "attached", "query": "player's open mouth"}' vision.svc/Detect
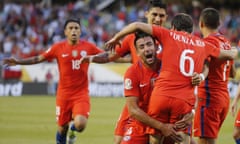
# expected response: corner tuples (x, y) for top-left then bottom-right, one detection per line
(145, 53), (154, 62)
(146, 53), (153, 58)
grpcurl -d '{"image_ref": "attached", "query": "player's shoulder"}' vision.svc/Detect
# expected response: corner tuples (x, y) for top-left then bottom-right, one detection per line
(126, 61), (144, 73)
(205, 33), (228, 43)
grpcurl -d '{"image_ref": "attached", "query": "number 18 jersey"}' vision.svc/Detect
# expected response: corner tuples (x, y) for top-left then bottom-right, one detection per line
(41, 40), (103, 100)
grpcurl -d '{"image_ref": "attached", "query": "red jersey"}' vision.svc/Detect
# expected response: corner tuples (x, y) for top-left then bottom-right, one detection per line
(41, 40), (103, 100)
(115, 34), (139, 63)
(124, 60), (160, 126)
(198, 33), (233, 106)
(151, 26), (220, 105)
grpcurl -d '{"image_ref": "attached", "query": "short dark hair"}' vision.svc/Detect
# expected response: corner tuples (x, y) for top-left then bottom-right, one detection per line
(63, 18), (81, 29)
(171, 13), (193, 33)
(134, 30), (155, 48)
(200, 8), (220, 29)
(148, 0), (167, 11)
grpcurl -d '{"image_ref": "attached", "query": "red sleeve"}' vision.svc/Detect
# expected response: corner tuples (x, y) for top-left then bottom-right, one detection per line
(41, 43), (58, 60)
(152, 25), (169, 44)
(123, 65), (140, 97)
(115, 34), (135, 57)
(86, 41), (104, 55)
(204, 41), (220, 58)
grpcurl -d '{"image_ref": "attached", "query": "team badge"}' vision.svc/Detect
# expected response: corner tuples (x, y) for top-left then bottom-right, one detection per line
(80, 50), (87, 57)
(124, 78), (132, 90)
(72, 50), (78, 57)
(123, 135), (131, 141)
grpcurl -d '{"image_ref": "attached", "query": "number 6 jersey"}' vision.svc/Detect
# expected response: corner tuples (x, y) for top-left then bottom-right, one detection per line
(151, 25), (220, 105)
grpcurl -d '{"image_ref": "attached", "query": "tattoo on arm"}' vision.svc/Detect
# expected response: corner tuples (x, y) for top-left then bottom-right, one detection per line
(18, 56), (43, 65)
(93, 52), (110, 63)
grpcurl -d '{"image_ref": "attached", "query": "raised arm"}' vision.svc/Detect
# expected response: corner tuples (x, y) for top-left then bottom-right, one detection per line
(105, 22), (153, 50)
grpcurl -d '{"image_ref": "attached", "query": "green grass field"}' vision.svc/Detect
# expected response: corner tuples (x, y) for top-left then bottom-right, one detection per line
(0, 95), (236, 144)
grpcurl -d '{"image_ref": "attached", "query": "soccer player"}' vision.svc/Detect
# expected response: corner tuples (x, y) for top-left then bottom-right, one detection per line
(2, 18), (104, 144)
(105, 13), (237, 144)
(112, 1), (168, 143)
(231, 82), (240, 144)
(193, 8), (236, 144)
(121, 30), (165, 143)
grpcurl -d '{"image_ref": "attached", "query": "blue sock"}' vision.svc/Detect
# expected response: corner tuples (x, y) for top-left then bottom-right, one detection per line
(236, 138), (240, 144)
(56, 131), (66, 144)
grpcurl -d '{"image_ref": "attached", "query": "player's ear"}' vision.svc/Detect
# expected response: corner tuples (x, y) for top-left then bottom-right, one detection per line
(171, 25), (176, 31)
(64, 29), (67, 36)
(144, 11), (149, 19)
(199, 20), (204, 29)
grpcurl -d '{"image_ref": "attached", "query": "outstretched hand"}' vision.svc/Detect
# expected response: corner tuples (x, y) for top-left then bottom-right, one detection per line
(2, 57), (18, 66)
(104, 37), (121, 53)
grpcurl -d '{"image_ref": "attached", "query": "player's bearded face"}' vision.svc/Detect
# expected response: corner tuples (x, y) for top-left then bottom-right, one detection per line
(136, 37), (156, 65)
(64, 22), (81, 44)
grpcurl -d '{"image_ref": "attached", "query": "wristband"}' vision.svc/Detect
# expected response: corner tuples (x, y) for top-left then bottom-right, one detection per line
(89, 56), (94, 63)
(199, 73), (205, 81)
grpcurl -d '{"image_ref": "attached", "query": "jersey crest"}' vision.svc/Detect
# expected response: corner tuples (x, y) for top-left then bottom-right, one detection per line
(124, 78), (133, 90)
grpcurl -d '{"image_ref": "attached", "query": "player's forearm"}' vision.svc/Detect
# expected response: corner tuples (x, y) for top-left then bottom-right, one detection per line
(129, 107), (164, 131)
(90, 52), (110, 63)
(90, 52), (122, 63)
(16, 56), (44, 65)
(219, 47), (238, 60)
(114, 22), (152, 41)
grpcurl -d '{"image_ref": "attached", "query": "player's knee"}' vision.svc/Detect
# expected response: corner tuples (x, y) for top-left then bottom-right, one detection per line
(76, 125), (85, 132)
(74, 120), (87, 132)
(73, 115), (88, 132)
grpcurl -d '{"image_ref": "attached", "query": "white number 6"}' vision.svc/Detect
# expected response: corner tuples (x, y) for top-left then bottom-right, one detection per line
(180, 49), (194, 76)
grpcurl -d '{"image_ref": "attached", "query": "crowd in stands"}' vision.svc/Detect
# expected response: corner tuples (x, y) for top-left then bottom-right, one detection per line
(0, 0), (239, 60)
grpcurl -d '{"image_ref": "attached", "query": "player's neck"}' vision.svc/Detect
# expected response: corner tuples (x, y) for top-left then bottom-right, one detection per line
(202, 28), (218, 38)
(67, 40), (79, 45)
(144, 59), (160, 72)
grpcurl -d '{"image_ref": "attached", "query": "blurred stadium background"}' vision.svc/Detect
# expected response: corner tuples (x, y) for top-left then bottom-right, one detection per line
(0, 0), (239, 143)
